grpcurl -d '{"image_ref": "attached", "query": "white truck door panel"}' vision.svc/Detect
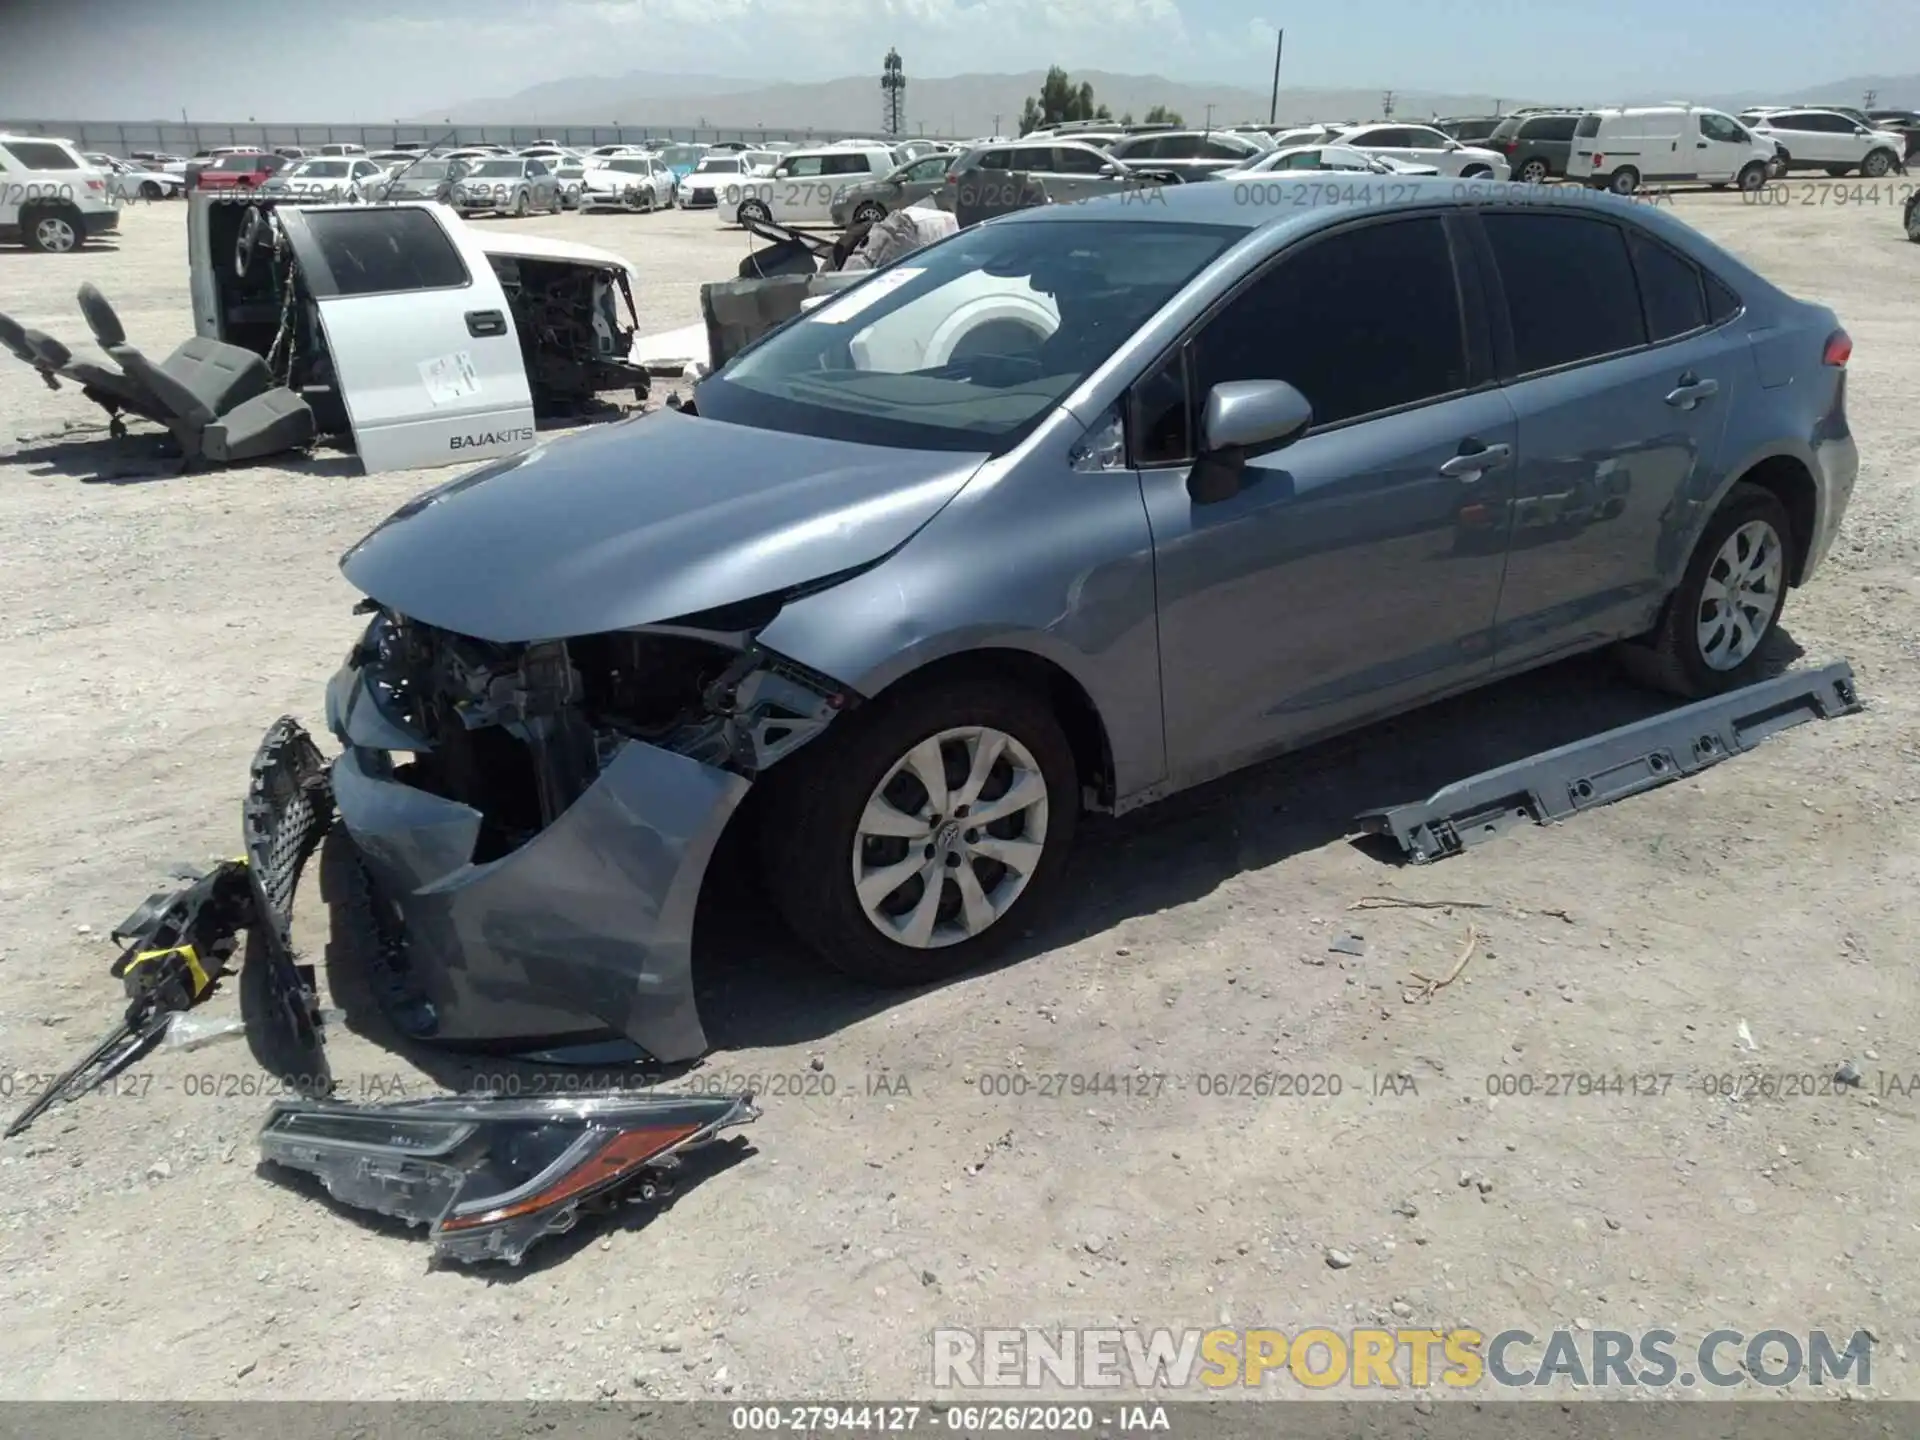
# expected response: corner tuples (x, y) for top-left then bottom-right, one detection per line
(284, 203), (535, 474)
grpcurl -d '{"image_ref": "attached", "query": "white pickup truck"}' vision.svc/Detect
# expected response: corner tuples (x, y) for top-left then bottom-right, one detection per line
(186, 193), (652, 472)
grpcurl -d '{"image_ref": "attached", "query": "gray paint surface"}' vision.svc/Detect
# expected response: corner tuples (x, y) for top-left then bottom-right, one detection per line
(332, 175), (1858, 1052)
(331, 734), (749, 1060)
(339, 405), (986, 643)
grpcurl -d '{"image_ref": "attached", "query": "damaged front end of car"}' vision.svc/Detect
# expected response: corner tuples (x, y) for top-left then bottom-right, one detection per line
(259, 1089), (757, 1265)
(325, 600), (854, 1062)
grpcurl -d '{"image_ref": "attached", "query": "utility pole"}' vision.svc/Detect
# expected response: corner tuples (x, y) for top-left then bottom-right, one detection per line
(1381, 89), (1396, 119)
(1268, 28), (1284, 125)
(1863, 87), (1877, 109)
(993, 113), (1001, 136)
(1204, 102), (1216, 133)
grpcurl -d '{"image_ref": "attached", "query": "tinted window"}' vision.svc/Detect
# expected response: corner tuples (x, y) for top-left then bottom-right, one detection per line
(1190, 217), (1468, 430)
(1133, 349), (1190, 465)
(784, 155), (826, 177)
(1523, 116), (1579, 141)
(905, 155), (951, 180)
(1404, 127), (1452, 147)
(975, 148), (1013, 170)
(1008, 145), (1054, 170)
(822, 152), (872, 175)
(1699, 113), (1747, 143)
(1628, 232), (1707, 340)
(1203, 136), (1254, 158)
(1574, 114), (1602, 138)
(304, 209), (469, 295)
(1277, 149), (1324, 169)
(1051, 146), (1109, 174)
(1769, 113), (1812, 130)
(1483, 212), (1646, 372)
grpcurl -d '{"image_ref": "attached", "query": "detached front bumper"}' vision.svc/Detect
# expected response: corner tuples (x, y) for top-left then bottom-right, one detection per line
(324, 659), (750, 1062)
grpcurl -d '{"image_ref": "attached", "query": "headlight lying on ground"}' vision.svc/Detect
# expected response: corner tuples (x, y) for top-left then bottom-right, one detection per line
(259, 1090), (757, 1264)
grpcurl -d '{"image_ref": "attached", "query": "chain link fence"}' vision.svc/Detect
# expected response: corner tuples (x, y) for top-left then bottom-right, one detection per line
(0, 120), (948, 157)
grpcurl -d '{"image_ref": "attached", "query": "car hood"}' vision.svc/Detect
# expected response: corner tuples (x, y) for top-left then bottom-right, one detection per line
(339, 406), (987, 643)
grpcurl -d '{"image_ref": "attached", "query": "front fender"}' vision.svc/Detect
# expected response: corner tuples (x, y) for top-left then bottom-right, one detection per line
(754, 429), (1168, 803)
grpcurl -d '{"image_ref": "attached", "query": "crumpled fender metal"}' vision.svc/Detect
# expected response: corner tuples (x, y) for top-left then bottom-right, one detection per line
(330, 737), (749, 1061)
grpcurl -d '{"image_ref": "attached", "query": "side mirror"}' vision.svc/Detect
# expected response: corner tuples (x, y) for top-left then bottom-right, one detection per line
(1189, 380), (1312, 503)
(1100, 161), (1123, 176)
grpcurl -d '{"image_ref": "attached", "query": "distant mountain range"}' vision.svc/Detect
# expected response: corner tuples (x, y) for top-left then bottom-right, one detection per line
(416, 69), (1920, 138)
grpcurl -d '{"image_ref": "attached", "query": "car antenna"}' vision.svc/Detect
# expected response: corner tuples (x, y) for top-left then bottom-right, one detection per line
(381, 128), (461, 196)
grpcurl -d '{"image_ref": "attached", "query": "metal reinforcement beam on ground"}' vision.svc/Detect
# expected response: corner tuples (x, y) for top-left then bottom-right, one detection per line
(0, 120), (958, 154)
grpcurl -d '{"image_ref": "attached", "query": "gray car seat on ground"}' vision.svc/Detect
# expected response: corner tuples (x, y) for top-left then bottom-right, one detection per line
(76, 282), (317, 462)
(201, 387), (316, 463)
(0, 307), (175, 431)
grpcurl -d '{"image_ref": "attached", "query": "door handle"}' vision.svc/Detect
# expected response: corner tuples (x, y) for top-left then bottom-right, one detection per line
(1439, 442), (1512, 479)
(1664, 375), (1719, 408)
(466, 309), (507, 338)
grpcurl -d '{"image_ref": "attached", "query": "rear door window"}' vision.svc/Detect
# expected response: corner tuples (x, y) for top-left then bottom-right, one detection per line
(1481, 211), (1648, 373)
(974, 149), (1013, 171)
(303, 209), (470, 295)
(3, 141), (80, 170)
(1524, 116), (1579, 141)
(1627, 231), (1708, 341)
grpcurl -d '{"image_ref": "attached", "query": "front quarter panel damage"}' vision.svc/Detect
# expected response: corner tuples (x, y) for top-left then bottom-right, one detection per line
(325, 615), (847, 1059)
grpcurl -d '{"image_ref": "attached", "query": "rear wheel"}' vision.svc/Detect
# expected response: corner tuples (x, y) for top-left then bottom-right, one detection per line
(1906, 191), (1920, 241)
(1607, 165), (1640, 195)
(1517, 157), (1550, 184)
(140, 179), (163, 199)
(760, 675), (1079, 987)
(736, 197), (771, 225)
(1618, 482), (1793, 698)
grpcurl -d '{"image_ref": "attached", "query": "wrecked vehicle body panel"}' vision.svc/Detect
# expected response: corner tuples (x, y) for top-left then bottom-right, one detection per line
(325, 606), (849, 1055)
(337, 405), (988, 643)
(259, 1090), (756, 1265)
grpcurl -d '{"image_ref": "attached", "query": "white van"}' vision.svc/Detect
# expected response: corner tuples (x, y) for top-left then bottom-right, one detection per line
(1565, 106), (1775, 194)
(725, 144), (898, 227)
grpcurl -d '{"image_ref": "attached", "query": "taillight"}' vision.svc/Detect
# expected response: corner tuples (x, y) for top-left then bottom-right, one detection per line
(85, 178), (104, 192)
(1823, 329), (1852, 367)
(1591, 152), (1605, 167)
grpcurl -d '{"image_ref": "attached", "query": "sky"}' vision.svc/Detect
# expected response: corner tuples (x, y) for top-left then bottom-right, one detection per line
(2, 0), (1916, 120)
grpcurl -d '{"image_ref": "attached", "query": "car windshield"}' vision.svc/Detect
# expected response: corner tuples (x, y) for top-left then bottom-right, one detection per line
(608, 159), (649, 173)
(661, 145), (706, 166)
(216, 154), (264, 170)
(469, 160), (523, 177)
(693, 157), (741, 173)
(699, 218), (1243, 455)
(297, 161), (349, 177)
(401, 160), (454, 180)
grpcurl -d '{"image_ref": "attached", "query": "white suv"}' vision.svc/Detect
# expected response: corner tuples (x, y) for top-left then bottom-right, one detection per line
(1739, 109), (1905, 177)
(0, 134), (118, 252)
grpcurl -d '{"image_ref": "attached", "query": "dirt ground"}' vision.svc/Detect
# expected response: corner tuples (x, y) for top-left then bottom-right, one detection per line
(1, 185), (1918, 1404)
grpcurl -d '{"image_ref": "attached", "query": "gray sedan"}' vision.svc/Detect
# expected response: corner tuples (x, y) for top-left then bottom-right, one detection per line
(450, 157), (562, 217)
(372, 157), (469, 203)
(830, 151), (957, 226)
(320, 179), (1854, 1062)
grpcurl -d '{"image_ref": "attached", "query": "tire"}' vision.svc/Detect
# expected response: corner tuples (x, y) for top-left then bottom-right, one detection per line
(1517, 157), (1550, 184)
(1906, 192), (1920, 242)
(1736, 161), (1768, 192)
(140, 179), (163, 199)
(1607, 166), (1640, 195)
(852, 200), (888, 224)
(1617, 482), (1794, 698)
(22, 204), (83, 253)
(512, 189), (529, 217)
(736, 198), (770, 225)
(548, 189), (562, 214)
(1861, 149), (1895, 178)
(1772, 149), (1792, 175)
(759, 673), (1080, 988)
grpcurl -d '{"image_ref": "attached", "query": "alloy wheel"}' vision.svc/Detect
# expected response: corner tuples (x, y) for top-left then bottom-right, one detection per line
(34, 215), (78, 252)
(1519, 159), (1549, 183)
(851, 726), (1049, 949)
(1696, 519), (1783, 671)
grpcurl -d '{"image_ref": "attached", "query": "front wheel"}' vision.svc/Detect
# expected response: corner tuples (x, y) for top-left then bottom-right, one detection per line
(1736, 161), (1768, 192)
(736, 197), (771, 225)
(1861, 149), (1895, 178)
(852, 200), (888, 224)
(760, 675), (1079, 987)
(1618, 482), (1793, 698)
(22, 205), (82, 253)
(140, 180), (163, 199)
(512, 189), (529, 217)
(1905, 191), (1920, 241)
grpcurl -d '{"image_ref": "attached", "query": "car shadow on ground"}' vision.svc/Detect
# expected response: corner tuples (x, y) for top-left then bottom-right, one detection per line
(692, 629), (1807, 1053)
(1, 428), (364, 482)
(310, 629), (1806, 1088)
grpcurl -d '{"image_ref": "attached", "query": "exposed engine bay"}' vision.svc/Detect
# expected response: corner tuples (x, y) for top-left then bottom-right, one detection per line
(345, 605), (848, 863)
(202, 197), (650, 435)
